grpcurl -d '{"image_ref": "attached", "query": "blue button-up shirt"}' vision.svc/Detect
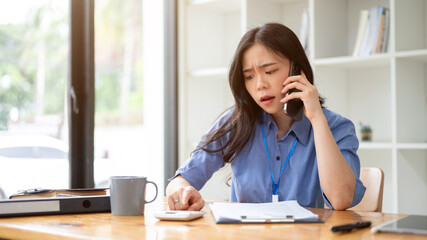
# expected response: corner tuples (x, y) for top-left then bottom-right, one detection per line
(174, 108), (366, 209)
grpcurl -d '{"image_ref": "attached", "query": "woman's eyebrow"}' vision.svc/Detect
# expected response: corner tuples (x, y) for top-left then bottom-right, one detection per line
(243, 62), (277, 73)
(259, 62), (277, 68)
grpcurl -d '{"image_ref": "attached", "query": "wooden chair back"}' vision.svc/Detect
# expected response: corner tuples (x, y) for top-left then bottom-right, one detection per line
(349, 167), (384, 212)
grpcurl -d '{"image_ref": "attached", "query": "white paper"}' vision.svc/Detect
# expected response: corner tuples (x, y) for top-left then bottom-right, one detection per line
(209, 200), (319, 223)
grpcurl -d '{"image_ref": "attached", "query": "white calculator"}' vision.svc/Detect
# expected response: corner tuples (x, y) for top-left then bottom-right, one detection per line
(154, 211), (205, 221)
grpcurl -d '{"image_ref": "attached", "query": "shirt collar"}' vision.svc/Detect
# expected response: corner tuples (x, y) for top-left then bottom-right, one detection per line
(290, 113), (311, 146)
(261, 111), (312, 146)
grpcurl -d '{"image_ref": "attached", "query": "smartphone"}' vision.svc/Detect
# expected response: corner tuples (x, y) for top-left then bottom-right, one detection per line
(283, 61), (304, 121)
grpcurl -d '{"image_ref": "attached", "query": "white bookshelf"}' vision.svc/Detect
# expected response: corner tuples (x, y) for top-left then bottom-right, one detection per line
(178, 0), (427, 214)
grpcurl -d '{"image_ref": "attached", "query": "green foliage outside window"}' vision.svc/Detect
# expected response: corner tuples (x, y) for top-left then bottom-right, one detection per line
(0, 0), (144, 131)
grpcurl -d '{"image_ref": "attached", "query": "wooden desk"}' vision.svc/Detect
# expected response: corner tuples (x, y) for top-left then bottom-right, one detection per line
(0, 199), (423, 240)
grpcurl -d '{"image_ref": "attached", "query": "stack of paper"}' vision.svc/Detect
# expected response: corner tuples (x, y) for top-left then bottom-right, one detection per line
(209, 200), (319, 224)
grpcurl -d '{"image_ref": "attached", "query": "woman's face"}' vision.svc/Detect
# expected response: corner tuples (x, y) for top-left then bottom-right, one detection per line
(242, 43), (291, 115)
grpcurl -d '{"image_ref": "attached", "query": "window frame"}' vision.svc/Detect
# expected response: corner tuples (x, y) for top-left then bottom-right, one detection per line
(69, 0), (95, 188)
(163, 0), (178, 190)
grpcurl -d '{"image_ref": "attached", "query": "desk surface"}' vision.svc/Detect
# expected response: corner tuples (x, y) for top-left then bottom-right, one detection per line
(0, 199), (424, 240)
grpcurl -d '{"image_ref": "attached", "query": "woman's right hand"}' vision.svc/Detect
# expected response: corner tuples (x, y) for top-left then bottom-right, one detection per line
(166, 175), (205, 211)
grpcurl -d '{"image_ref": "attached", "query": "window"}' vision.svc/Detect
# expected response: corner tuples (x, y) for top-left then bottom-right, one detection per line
(93, 0), (165, 194)
(0, 0), (69, 197)
(0, 0), (166, 199)
(94, 0), (145, 183)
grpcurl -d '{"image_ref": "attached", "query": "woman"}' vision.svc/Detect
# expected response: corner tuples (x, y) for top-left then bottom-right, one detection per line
(166, 23), (365, 211)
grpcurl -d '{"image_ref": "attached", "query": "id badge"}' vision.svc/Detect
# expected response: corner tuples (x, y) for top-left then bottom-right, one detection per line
(272, 194), (279, 203)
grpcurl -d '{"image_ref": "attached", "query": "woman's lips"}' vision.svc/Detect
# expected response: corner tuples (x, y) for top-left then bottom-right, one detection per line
(260, 96), (275, 105)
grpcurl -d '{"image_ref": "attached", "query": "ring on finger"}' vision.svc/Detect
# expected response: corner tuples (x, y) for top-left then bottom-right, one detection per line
(174, 199), (179, 204)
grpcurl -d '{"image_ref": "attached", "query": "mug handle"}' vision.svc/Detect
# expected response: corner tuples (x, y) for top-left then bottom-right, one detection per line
(145, 181), (158, 204)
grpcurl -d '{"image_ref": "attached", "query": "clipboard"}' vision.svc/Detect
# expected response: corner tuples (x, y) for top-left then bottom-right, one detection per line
(239, 215), (323, 224)
(0, 195), (110, 217)
(241, 215), (295, 223)
(215, 215), (323, 224)
(209, 201), (323, 224)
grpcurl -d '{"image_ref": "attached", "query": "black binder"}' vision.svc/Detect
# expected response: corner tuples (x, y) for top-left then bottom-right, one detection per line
(0, 195), (110, 217)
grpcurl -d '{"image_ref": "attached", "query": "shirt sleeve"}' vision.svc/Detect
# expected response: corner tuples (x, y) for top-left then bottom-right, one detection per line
(168, 109), (232, 190)
(321, 111), (366, 209)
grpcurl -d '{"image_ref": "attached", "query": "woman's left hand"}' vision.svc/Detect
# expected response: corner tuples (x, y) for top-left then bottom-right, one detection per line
(280, 71), (323, 121)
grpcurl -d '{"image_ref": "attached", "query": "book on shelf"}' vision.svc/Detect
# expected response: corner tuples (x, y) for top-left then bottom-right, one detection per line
(380, 8), (390, 53)
(352, 10), (370, 56)
(370, 6), (384, 55)
(357, 11), (371, 56)
(365, 6), (380, 55)
(353, 6), (390, 57)
(9, 188), (108, 199)
(375, 7), (386, 53)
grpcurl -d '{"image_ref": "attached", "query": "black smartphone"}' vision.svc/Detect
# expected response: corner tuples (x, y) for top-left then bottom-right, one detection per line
(283, 61), (304, 121)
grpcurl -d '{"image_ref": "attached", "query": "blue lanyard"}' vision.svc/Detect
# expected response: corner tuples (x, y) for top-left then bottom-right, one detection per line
(261, 120), (298, 196)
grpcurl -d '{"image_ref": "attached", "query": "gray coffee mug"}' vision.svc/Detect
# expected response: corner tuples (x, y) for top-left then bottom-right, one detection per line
(109, 176), (158, 216)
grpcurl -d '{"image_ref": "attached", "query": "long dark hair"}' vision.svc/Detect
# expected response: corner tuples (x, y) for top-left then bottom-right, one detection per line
(196, 23), (324, 163)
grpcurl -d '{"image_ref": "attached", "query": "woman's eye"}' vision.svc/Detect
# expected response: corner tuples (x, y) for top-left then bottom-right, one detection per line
(245, 75), (254, 80)
(266, 70), (276, 75)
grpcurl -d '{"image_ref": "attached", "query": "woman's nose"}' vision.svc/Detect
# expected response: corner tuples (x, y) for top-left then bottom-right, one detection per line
(256, 75), (268, 89)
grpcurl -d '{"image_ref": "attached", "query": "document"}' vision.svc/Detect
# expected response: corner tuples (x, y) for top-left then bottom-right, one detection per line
(209, 200), (320, 224)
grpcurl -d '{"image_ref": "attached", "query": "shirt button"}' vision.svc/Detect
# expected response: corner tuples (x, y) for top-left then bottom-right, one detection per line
(276, 156), (280, 161)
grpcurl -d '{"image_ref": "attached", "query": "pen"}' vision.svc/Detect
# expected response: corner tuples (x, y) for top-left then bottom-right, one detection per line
(331, 221), (371, 233)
